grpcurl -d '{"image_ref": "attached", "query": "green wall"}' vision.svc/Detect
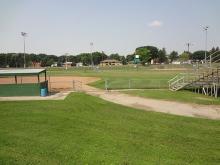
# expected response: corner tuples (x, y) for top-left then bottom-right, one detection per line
(0, 83), (41, 97)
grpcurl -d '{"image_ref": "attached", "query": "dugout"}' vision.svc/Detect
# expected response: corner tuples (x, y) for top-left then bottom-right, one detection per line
(0, 69), (48, 97)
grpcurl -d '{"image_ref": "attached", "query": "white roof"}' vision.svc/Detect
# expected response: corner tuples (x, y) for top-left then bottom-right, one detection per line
(63, 62), (72, 64)
(0, 69), (46, 76)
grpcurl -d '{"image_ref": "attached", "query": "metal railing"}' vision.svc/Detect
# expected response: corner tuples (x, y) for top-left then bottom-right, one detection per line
(168, 67), (220, 91)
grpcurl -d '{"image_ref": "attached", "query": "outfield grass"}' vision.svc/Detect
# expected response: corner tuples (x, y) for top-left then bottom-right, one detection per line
(47, 64), (192, 75)
(47, 66), (181, 79)
(90, 78), (169, 89)
(123, 89), (220, 105)
(47, 67), (183, 89)
(0, 93), (219, 164)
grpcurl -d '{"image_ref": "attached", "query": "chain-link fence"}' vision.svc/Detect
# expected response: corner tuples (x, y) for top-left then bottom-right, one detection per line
(48, 80), (83, 93)
(104, 79), (168, 90)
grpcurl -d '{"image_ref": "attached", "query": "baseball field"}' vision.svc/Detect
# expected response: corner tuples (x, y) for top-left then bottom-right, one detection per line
(0, 66), (220, 164)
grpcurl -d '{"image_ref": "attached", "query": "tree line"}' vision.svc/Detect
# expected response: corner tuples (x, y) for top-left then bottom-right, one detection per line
(135, 46), (220, 65)
(0, 46), (219, 68)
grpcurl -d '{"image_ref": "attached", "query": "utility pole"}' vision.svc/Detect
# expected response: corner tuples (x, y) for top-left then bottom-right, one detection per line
(186, 42), (193, 53)
(102, 51), (104, 61)
(65, 53), (68, 70)
(203, 26), (209, 65)
(21, 32), (27, 68)
(90, 42), (94, 67)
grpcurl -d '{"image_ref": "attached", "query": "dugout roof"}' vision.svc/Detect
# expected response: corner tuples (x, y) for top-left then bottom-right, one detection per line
(0, 69), (46, 77)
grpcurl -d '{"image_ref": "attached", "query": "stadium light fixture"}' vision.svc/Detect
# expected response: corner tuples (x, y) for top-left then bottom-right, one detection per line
(65, 53), (69, 70)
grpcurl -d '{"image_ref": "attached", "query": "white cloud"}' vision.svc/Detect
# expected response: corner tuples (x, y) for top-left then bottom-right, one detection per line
(148, 20), (163, 27)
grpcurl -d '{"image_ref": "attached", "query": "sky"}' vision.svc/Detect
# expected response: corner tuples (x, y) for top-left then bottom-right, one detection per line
(0, 0), (219, 56)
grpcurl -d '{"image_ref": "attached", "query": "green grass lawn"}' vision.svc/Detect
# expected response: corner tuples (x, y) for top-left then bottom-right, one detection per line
(123, 89), (220, 105)
(0, 93), (219, 164)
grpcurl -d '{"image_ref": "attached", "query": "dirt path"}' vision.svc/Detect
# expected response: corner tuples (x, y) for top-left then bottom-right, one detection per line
(81, 84), (220, 120)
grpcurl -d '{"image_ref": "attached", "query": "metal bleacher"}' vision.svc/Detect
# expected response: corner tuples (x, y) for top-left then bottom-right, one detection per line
(168, 51), (220, 98)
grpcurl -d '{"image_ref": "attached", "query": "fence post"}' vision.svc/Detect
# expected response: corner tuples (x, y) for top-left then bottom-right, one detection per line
(48, 75), (51, 95)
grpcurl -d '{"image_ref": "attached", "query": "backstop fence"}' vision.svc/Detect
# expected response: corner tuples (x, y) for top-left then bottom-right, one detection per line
(48, 80), (82, 93)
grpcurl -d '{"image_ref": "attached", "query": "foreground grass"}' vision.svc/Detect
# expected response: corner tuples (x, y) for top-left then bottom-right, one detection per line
(0, 93), (219, 164)
(124, 89), (220, 105)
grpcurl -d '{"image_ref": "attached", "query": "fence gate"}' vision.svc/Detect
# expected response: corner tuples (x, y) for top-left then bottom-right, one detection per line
(48, 79), (82, 93)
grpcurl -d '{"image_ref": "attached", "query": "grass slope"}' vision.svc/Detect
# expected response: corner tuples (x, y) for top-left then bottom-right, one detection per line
(124, 89), (220, 105)
(0, 93), (219, 164)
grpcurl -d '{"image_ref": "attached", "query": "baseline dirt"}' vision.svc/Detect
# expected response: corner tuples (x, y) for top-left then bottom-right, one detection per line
(0, 76), (100, 92)
(48, 76), (99, 92)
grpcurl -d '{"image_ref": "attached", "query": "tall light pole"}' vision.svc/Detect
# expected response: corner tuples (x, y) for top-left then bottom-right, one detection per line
(203, 26), (209, 65)
(90, 42), (94, 67)
(21, 32), (27, 68)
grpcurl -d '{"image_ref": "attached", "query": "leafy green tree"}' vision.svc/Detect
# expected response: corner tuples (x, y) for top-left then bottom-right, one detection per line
(169, 51), (178, 63)
(40, 57), (48, 67)
(158, 48), (168, 63)
(92, 52), (107, 65)
(126, 54), (135, 63)
(8, 53), (17, 67)
(135, 47), (150, 65)
(179, 52), (190, 62)
(135, 46), (159, 65)
(109, 53), (120, 61)
(30, 53), (40, 63)
(40, 55), (56, 67)
(68, 55), (77, 66)
(145, 46), (159, 60)
(101, 51), (108, 62)
(79, 53), (91, 66)
(46, 58), (54, 66)
(58, 55), (66, 64)
(119, 56), (127, 65)
(0, 53), (7, 67)
(192, 51), (207, 61)
(209, 47), (220, 54)
(16, 53), (25, 67)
